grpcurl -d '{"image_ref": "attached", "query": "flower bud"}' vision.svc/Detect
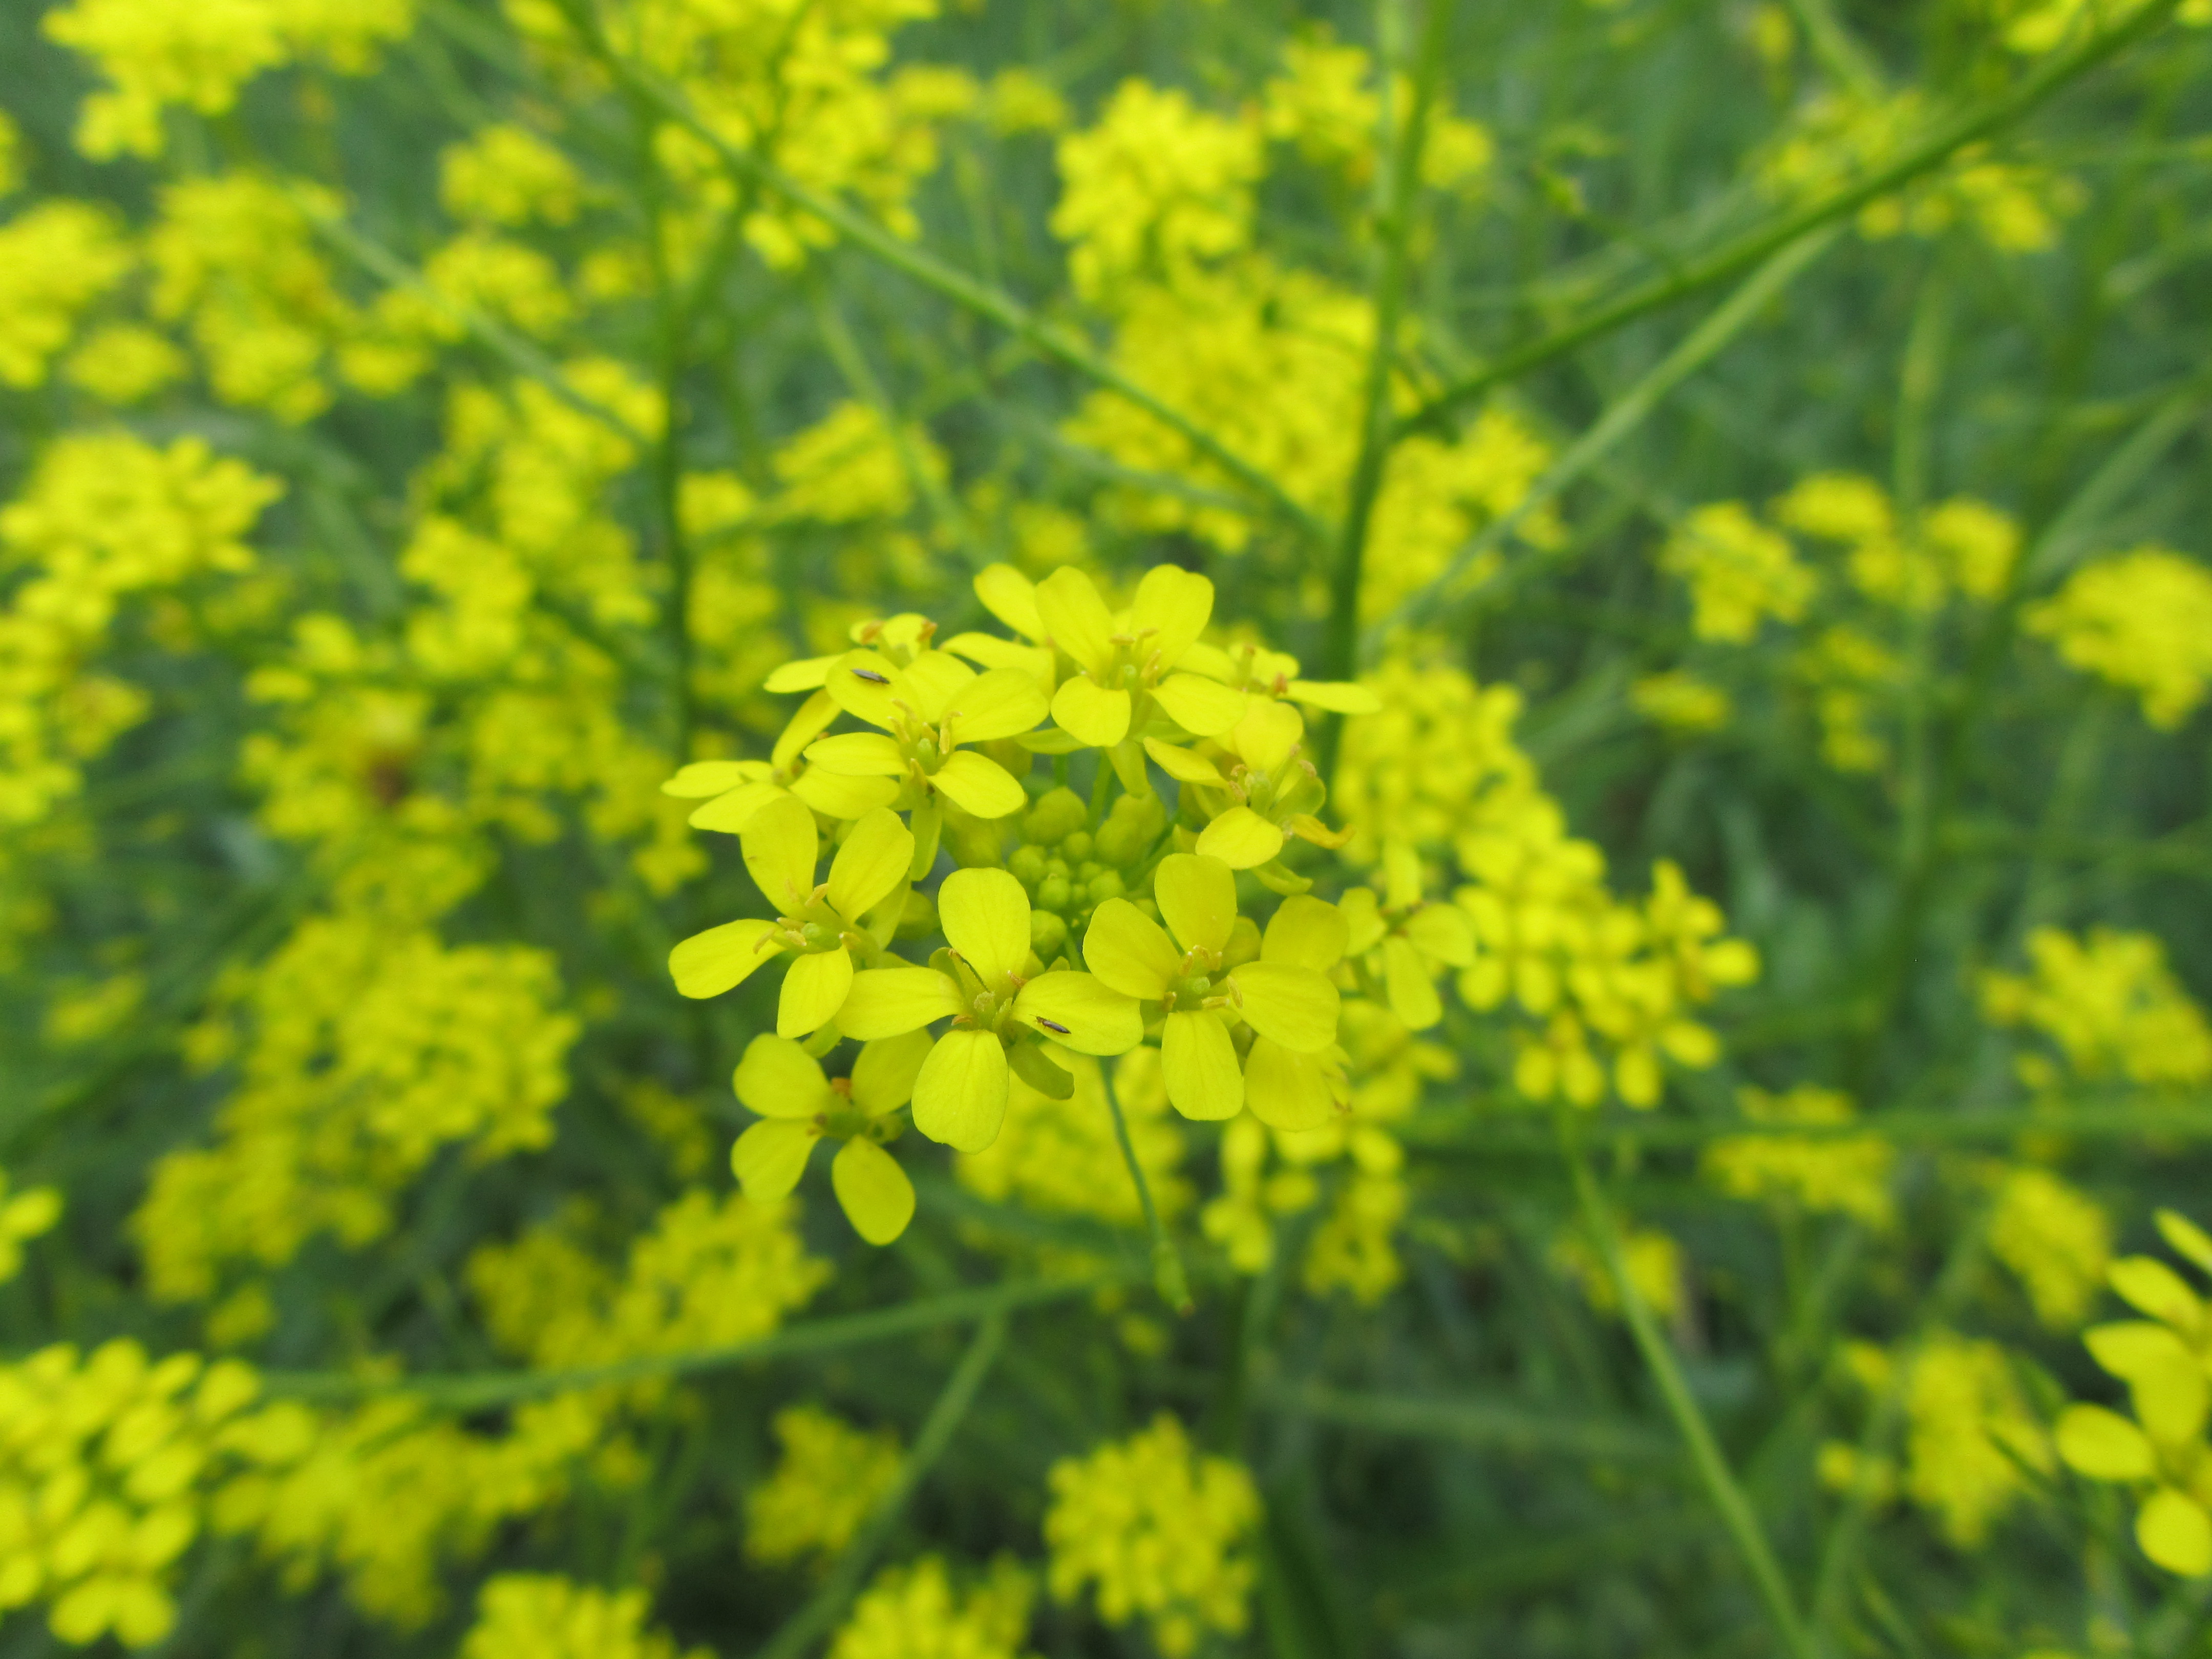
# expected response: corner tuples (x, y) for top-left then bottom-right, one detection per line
(1023, 787), (1088, 845)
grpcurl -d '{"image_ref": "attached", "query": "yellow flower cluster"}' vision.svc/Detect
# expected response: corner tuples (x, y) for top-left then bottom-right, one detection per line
(460, 1575), (704, 1659)
(1648, 476), (2025, 770)
(1044, 1414), (1260, 1658)
(829, 1556), (1035, 1659)
(746, 1406), (903, 1568)
(0, 1169), (62, 1284)
(1823, 1335), (2053, 1549)
(2026, 546), (2212, 729)
(467, 1191), (830, 1374)
(0, 1342), (264, 1649)
(1988, 1164), (2113, 1330)
(507, 0), (977, 270)
(0, 431), (279, 829)
(1980, 926), (2212, 1094)
(1555, 1218), (1687, 1324)
(1760, 89), (2082, 253)
(0, 202), (133, 390)
(1336, 657), (1757, 1110)
(42, 0), (416, 159)
(137, 915), (580, 1313)
(2055, 1210), (2212, 1578)
(1993, 0), (2212, 53)
(1702, 1086), (1896, 1227)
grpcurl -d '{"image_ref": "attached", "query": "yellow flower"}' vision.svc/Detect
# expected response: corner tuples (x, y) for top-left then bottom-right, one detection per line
(841, 868), (1142, 1152)
(804, 646), (1048, 838)
(2055, 1209), (2212, 1578)
(1082, 855), (1339, 1121)
(667, 798), (913, 1037)
(1026, 565), (1246, 760)
(1337, 842), (1474, 1031)
(729, 1031), (930, 1245)
(1147, 699), (1351, 876)
(659, 688), (898, 834)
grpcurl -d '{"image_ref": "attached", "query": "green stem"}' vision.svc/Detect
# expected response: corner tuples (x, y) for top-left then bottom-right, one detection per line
(1315, 0), (1450, 778)
(1397, 0), (2181, 437)
(1371, 224), (1841, 647)
(1103, 1064), (1192, 1314)
(258, 1273), (1110, 1410)
(1558, 1111), (1818, 1659)
(1782, 0), (1885, 98)
(752, 1314), (1006, 1659)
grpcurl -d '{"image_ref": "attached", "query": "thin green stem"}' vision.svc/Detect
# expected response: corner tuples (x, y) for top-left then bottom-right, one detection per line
(1370, 224), (1841, 649)
(1398, 0), (2181, 437)
(1782, 0), (1885, 98)
(752, 1314), (1006, 1659)
(1559, 1110), (1818, 1659)
(258, 1273), (1110, 1410)
(1315, 0), (1449, 778)
(1102, 1064), (1192, 1314)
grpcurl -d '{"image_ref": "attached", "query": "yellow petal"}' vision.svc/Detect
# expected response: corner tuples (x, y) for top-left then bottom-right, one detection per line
(2139, 1488), (2212, 1578)
(777, 948), (854, 1038)
(670, 918), (781, 998)
(1263, 894), (1348, 971)
(1337, 886), (1387, 955)
(1384, 841), (1423, 910)
(1035, 566), (1116, 674)
(1407, 903), (1476, 966)
(849, 1027), (934, 1114)
(1195, 806), (1285, 869)
(688, 780), (786, 833)
(771, 688), (841, 770)
(1014, 972), (1143, 1055)
(662, 760), (764, 798)
(790, 770), (901, 819)
(938, 867), (1030, 984)
(1142, 737), (1223, 784)
(1161, 1010), (1242, 1119)
(764, 655), (836, 693)
(732, 1119), (816, 1201)
(2156, 1209), (2212, 1277)
(1131, 564), (1213, 668)
(1244, 1038), (1337, 1132)
(930, 751), (1027, 819)
(1152, 673), (1246, 737)
(1285, 812), (1354, 849)
(804, 732), (907, 776)
(1154, 853), (1236, 954)
(944, 667), (1048, 743)
(827, 807), (913, 922)
(1231, 961), (1340, 1051)
(840, 967), (963, 1039)
(1230, 699), (1304, 773)
(1082, 899), (1181, 998)
(2111, 1257), (2201, 1328)
(2055, 1405), (2157, 1481)
(1382, 935), (1443, 1031)
(732, 1033), (830, 1118)
(913, 1028), (1010, 1152)
(904, 651), (976, 724)
(824, 650), (910, 728)
(1286, 678), (1382, 714)
(1051, 676), (1131, 747)
(942, 631), (1042, 672)
(974, 562), (1044, 641)
(831, 1137), (916, 1245)
(741, 794), (820, 913)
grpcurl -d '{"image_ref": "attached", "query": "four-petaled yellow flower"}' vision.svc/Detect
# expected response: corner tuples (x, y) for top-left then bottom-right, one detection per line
(668, 796), (913, 1037)
(842, 868), (1142, 1151)
(1031, 566), (1247, 758)
(1083, 854), (1340, 1121)
(805, 649), (1049, 849)
(1147, 699), (1351, 875)
(660, 688), (898, 833)
(730, 1030), (930, 1244)
(1339, 841), (1475, 1030)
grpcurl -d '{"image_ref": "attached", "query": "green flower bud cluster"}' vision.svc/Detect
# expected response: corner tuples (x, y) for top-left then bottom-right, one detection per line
(1006, 788), (1166, 963)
